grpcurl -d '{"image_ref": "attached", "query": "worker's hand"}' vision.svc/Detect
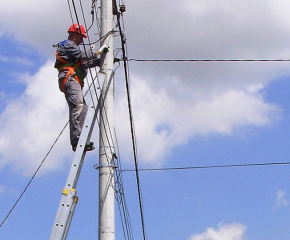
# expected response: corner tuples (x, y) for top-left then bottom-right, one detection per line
(98, 45), (109, 53)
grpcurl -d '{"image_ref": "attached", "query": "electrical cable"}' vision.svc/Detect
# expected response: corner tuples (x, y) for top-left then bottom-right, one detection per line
(76, 0), (117, 165)
(126, 58), (290, 62)
(114, 128), (134, 240)
(69, 0), (116, 148)
(114, 5), (147, 240)
(73, 0), (119, 193)
(121, 161), (290, 172)
(83, 30), (116, 46)
(65, 4), (121, 238)
(83, 27), (121, 236)
(80, 0), (121, 166)
(67, 0), (75, 23)
(84, 0), (97, 33)
(72, 0), (101, 108)
(0, 122), (69, 228)
(76, 4), (133, 240)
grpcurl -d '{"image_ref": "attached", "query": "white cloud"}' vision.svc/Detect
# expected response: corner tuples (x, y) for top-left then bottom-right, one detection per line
(273, 190), (289, 211)
(0, 0), (70, 55)
(115, 75), (281, 165)
(0, 0), (289, 173)
(189, 222), (247, 240)
(0, 61), (71, 175)
(125, 0), (290, 94)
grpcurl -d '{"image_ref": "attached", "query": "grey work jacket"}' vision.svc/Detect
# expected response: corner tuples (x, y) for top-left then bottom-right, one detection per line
(55, 39), (100, 87)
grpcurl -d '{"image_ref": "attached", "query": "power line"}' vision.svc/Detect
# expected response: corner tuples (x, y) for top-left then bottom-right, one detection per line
(114, 129), (134, 240)
(125, 58), (290, 62)
(0, 122), (69, 228)
(70, 0), (118, 166)
(115, 5), (147, 240)
(122, 161), (290, 173)
(74, 1), (134, 239)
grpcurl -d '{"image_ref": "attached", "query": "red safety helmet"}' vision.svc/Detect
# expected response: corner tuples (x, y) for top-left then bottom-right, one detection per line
(67, 23), (87, 38)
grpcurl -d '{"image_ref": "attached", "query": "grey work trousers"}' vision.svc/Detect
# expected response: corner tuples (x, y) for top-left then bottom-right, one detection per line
(62, 77), (88, 148)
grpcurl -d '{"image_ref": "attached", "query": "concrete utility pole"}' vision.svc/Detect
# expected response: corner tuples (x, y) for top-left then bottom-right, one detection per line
(98, 0), (115, 239)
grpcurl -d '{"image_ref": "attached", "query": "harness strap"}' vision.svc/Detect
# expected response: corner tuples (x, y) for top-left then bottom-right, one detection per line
(56, 51), (68, 63)
(55, 51), (83, 92)
(60, 67), (82, 92)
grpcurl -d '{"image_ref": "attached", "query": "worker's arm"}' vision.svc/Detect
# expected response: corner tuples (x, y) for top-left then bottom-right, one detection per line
(81, 44), (109, 61)
(82, 44), (109, 68)
(83, 58), (101, 68)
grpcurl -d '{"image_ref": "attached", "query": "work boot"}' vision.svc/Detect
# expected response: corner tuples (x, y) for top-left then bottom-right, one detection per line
(85, 142), (95, 151)
(72, 142), (94, 152)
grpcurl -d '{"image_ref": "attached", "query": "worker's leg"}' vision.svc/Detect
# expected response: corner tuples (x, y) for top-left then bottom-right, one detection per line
(63, 77), (88, 149)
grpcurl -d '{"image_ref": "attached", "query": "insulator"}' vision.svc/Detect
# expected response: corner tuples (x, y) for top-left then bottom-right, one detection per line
(119, 5), (126, 13)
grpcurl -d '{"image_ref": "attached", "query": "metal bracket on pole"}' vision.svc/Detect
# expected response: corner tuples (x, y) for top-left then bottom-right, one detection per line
(94, 164), (117, 170)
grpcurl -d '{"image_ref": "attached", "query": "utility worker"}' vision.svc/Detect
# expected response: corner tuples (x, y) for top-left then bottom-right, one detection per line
(55, 23), (108, 151)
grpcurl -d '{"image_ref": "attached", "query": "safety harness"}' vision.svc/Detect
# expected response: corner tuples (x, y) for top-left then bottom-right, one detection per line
(55, 51), (84, 92)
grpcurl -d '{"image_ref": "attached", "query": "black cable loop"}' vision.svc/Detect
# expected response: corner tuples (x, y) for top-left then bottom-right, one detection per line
(82, 30), (116, 46)
(84, 0), (97, 33)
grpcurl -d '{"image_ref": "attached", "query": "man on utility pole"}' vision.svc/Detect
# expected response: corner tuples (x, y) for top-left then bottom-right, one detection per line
(54, 23), (108, 152)
(50, 21), (113, 239)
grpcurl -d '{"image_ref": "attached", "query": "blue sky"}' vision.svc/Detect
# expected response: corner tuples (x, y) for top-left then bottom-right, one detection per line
(1, 0), (290, 239)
